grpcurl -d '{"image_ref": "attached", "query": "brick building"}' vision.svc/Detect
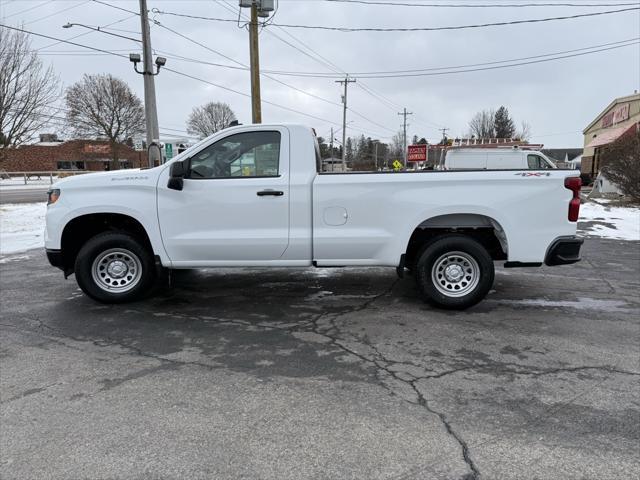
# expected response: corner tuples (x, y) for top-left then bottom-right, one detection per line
(0, 136), (148, 172)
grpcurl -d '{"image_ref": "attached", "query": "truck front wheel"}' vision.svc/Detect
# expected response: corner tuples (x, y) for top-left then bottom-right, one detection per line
(416, 235), (494, 310)
(74, 232), (156, 303)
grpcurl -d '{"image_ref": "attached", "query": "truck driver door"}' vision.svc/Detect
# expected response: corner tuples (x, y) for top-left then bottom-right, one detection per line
(157, 128), (290, 266)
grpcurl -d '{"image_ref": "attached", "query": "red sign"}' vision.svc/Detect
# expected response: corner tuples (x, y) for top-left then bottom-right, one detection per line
(83, 144), (111, 154)
(407, 144), (427, 162)
(603, 103), (630, 128)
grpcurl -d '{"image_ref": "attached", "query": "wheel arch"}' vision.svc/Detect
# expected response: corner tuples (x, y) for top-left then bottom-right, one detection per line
(60, 212), (157, 276)
(403, 212), (509, 269)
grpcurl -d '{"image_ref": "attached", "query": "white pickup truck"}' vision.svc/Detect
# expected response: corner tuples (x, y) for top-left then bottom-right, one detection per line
(45, 124), (583, 309)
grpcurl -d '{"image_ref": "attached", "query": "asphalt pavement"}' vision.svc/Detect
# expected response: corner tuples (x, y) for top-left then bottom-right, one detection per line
(0, 238), (638, 479)
(0, 187), (49, 204)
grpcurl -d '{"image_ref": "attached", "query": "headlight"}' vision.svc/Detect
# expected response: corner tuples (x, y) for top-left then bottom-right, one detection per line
(47, 188), (60, 205)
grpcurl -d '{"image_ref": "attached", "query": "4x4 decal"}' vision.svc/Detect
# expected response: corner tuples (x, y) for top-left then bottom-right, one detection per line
(514, 172), (551, 177)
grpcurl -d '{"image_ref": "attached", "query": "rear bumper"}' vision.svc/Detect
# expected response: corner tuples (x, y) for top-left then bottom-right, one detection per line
(46, 249), (64, 271)
(545, 236), (583, 266)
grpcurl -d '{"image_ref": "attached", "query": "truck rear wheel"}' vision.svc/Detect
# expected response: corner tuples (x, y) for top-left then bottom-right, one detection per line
(415, 235), (494, 310)
(74, 232), (156, 303)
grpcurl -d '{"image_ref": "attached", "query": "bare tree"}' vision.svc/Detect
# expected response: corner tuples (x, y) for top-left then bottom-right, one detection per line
(389, 132), (404, 159)
(186, 102), (236, 139)
(65, 74), (145, 170)
(0, 27), (61, 154)
(599, 129), (639, 201)
(516, 121), (532, 142)
(468, 109), (496, 139)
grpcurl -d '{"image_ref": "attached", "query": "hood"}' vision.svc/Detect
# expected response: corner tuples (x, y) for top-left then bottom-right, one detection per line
(53, 168), (160, 189)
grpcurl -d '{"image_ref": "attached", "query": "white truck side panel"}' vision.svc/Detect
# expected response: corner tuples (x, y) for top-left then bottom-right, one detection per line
(312, 170), (577, 266)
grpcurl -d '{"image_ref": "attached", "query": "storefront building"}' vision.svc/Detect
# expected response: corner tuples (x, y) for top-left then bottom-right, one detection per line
(582, 92), (639, 177)
(0, 137), (148, 172)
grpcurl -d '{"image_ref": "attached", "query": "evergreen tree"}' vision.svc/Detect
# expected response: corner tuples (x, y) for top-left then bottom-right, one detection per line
(345, 137), (354, 165)
(494, 106), (516, 139)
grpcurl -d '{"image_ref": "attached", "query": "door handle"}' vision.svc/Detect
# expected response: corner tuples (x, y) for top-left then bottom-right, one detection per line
(257, 190), (284, 197)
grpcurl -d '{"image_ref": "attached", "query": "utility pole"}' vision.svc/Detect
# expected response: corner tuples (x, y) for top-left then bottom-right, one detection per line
(330, 127), (334, 172)
(439, 127), (450, 142)
(398, 107), (413, 166)
(139, 0), (160, 167)
(240, 1), (275, 123)
(374, 141), (379, 171)
(336, 76), (356, 171)
(249, 2), (262, 123)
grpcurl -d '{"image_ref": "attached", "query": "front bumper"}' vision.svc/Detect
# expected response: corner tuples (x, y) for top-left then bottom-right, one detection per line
(545, 236), (583, 266)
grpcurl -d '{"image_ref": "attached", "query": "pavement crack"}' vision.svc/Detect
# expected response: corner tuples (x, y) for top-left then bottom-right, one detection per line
(410, 380), (481, 480)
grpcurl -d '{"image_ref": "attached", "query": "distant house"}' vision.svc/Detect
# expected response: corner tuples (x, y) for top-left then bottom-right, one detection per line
(540, 148), (583, 168)
(321, 157), (348, 172)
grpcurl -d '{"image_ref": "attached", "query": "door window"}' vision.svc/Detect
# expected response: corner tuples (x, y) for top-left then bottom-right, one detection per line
(527, 154), (546, 169)
(188, 131), (281, 179)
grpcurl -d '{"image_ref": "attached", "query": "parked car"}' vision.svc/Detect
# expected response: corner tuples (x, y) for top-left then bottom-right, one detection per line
(45, 124), (582, 309)
(443, 147), (556, 170)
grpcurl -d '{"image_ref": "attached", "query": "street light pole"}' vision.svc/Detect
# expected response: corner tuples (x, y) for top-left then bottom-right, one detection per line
(139, 0), (161, 167)
(62, 19), (163, 168)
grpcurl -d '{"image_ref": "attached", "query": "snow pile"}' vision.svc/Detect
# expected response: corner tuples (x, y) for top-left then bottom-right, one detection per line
(0, 203), (47, 254)
(578, 202), (639, 241)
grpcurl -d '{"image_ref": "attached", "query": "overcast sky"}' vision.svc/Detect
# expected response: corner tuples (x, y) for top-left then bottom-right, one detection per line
(1, 0), (639, 147)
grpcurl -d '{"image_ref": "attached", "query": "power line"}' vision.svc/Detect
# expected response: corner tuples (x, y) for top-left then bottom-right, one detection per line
(213, 0), (401, 133)
(0, 24), (338, 132)
(24, 0), (91, 26)
(324, 0), (640, 8)
(90, 1), (344, 110)
(0, 23), (131, 58)
(153, 6), (639, 32)
(213, 0), (406, 133)
(31, 36), (639, 81)
(91, 0), (139, 16)
(34, 13), (139, 52)
(152, 19), (342, 108)
(339, 40), (640, 78)
(288, 37), (640, 77)
(2, 0), (53, 19)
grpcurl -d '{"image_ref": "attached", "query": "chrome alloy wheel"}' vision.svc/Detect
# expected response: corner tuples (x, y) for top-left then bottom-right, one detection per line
(91, 248), (143, 293)
(431, 251), (480, 298)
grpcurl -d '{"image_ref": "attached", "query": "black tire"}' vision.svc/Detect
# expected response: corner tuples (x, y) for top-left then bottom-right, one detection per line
(74, 232), (156, 303)
(415, 235), (494, 310)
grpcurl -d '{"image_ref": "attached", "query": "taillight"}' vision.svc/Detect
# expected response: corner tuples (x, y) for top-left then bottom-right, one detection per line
(564, 176), (581, 222)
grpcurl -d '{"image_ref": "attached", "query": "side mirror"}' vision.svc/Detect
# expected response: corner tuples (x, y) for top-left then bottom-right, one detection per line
(167, 160), (187, 191)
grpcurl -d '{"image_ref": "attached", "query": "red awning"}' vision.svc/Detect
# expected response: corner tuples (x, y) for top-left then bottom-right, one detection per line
(587, 123), (636, 148)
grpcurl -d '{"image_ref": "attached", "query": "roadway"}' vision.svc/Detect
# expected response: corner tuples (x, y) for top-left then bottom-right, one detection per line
(1, 238), (638, 479)
(0, 187), (48, 204)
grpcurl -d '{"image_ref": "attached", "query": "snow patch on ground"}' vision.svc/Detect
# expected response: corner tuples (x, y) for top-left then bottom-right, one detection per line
(578, 202), (639, 241)
(0, 203), (47, 254)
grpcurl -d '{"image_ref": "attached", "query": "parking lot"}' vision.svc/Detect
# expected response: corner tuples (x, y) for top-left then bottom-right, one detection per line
(0, 237), (638, 479)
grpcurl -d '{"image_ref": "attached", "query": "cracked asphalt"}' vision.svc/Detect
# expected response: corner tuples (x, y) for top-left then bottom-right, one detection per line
(1, 238), (639, 480)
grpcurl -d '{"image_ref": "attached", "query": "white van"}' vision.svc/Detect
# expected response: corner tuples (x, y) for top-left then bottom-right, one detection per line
(443, 148), (556, 170)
